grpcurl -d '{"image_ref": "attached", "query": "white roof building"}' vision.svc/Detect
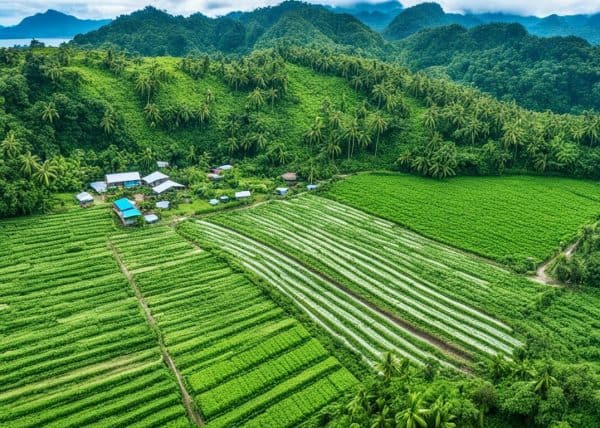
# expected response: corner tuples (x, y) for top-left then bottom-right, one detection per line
(152, 180), (185, 195)
(156, 201), (170, 209)
(76, 192), (94, 203)
(235, 190), (251, 199)
(90, 181), (107, 193)
(209, 198), (219, 206)
(144, 214), (159, 224)
(276, 187), (289, 196)
(307, 184), (318, 191)
(157, 161), (169, 168)
(218, 164), (233, 170)
(143, 171), (169, 185)
(106, 172), (141, 185)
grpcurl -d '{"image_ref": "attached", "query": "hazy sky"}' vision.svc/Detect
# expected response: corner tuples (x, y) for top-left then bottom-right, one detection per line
(2, 0), (600, 26)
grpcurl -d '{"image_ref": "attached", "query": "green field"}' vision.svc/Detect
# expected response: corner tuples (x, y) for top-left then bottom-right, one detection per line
(199, 194), (600, 371)
(327, 173), (600, 269)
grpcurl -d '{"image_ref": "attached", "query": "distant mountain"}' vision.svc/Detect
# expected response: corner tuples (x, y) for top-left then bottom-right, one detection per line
(383, 2), (600, 44)
(0, 10), (110, 39)
(383, 3), (480, 39)
(72, 1), (385, 55)
(327, 1), (403, 31)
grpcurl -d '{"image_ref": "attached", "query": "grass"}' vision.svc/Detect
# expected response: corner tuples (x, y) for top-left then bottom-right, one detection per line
(327, 172), (600, 270)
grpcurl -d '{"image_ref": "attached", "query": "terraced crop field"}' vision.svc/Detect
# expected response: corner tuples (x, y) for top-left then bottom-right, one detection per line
(110, 226), (358, 427)
(0, 208), (190, 428)
(327, 173), (600, 268)
(196, 194), (600, 372)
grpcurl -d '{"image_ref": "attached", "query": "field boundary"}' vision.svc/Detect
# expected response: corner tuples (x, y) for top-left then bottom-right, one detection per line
(199, 221), (473, 368)
(109, 241), (204, 427)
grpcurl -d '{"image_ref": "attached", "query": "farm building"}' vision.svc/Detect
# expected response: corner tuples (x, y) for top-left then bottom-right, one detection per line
(219, 196), (230, 202)
(144, 214), (159, 224)
(113, 198), (141, 226)
(276, 187), (289, 196)
(143, 171), (169, 187)
(157, 161), (169, 168)
(89, 181), (107, 193)
(307, 184), (319, 191)
(218, 164), (233, 171)
(152, 180), (184, 195)
(235, 190), (251, 200)
(281, 172), (297, 183)
(209, 198), (219, 206)
(155, 201), (170, 209)
(106, 172), (141, 188)
(207, 173), (223, 181)
(75, 192), (94, 207)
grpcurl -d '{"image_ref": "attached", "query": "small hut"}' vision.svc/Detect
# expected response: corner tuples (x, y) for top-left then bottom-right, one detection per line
(75, 192), (94, 207)
(281, 172), (297, 184)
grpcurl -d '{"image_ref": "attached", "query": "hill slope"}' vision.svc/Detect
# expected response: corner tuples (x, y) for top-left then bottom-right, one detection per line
(72, 2), (384, 55)
(0, 10), (110, 39)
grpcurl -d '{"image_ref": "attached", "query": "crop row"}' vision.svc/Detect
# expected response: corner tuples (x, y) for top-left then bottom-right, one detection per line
(209, 196), (522, 358)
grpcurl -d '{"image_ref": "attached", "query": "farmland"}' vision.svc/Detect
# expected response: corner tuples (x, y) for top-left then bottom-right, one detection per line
(199, 195), (600, 371)
(0, 208), (190, 428)
(327, 173), (600, 270)
(109, 225), (359, 427)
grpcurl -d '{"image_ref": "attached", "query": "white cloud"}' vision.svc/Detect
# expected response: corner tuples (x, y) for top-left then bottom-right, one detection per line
(1, 0), (600, 26)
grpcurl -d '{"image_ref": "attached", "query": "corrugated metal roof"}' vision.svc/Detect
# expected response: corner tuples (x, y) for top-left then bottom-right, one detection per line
(143, 171), (169, 184)
(156, 201), (170, 209)
(114, 198), (135, 211)
(152, 180), (184, 194)
(76, 192), (94, 202)
(235, 190), (251, 198)
(209, 199), (219, 206)
(144, 214), (159, 223)
(122, 208), (141, 219)
(106, 172), (141, 184)
(218, 164), (233, 170)
(90, 181), (107, 193)
(157, 161), (169, 168)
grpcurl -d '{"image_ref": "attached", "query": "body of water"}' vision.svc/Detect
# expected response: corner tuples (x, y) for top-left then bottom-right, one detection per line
(0, 38), (71, 48)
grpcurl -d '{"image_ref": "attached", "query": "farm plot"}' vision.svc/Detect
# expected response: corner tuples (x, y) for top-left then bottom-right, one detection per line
(179, 221), (467, 370)
(327, 173), (600, 269)
(110, 226), (358, 428)
(203, 195), (528, 362)
(0, 208), (190, 428)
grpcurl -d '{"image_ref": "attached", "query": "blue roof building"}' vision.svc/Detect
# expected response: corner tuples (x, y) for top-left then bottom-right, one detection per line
(113, 198), (141, 226)
(113, 198), (135, 212)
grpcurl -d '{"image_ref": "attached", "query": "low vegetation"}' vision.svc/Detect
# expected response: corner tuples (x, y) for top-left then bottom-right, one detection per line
(327, 173), (600, 271)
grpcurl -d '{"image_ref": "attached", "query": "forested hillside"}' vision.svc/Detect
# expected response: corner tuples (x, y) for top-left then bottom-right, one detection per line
(1, 43), (600, 219)
(72, 2), (385, 56)
(394, 23), (600, 113)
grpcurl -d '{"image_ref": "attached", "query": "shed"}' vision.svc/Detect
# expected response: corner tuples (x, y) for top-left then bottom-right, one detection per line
(218, 164), (233, 171)
(307, 184), (319, 191)
(106, 172), (141, 188)
(144, 214), (159, 224)
(209, 198), (219, 206)
(157, 161), (169, 168)
(276, 187), (289, 196)
(75, 192), (94, 206)
(143, 171), (169, 186)
(152, 180), (185, 195)
(207, 173), (223, 181)
(90, 181), (107, 194)
(235, 190), (251, 199)
(156, 201), (170, 210)
(281, 172), (297, 183)
(219, 196), (230, 202)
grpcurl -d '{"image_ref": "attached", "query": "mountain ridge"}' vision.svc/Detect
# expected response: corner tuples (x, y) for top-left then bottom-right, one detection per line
(0, 9), (110, 39)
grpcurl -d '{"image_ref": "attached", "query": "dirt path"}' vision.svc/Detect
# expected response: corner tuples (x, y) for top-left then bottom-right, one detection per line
(109, 242), (204, 427)
(531, 239), (580, 286)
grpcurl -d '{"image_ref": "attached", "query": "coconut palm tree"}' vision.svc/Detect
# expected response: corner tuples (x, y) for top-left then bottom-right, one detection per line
(266, 88), (278, 110)
(140, 147), (155, 171)
(1, 131), (22, 159)
(428, 397), (456, 428)
(304, 117), (324, 148)
(225, 137), (239, 155)
(19, 151), (41, 176)
(533, 363), (558, 399)
(395, 392), (428, 428)
(41, 102), (60, 124)
(247, 88), (265, 111)
(368, 112), (388, 157)
(143, 103), (161, 128)
(33, 159), (58, 187)
(343, 118), (361, 159)
(100, 107), (117, 135)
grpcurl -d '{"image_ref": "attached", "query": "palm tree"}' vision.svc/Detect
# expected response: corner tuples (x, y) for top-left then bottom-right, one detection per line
(135, 74), (153, 103)
(369, 112), (388, 157)
(423, 107), (439, 133)
(140, 147), (155, 171)
(304, 116), (324, 148)
(372, 83), (390, 108)
(143, 103), (161, 128)
(329, 110), (343, 130)
(100, 107), (117, 135)
(533, 363), (558, 399)
(266, 88), (278, 110)
(253, 132), (268, 150)
(196, 103), (211, 124)
(33, 159), (58, 187)
(205, 88), (214, 104)
(43, 64), (63, 83)
(267, 141), (290, 165)
(19, 151), (41, 176)
(375, 352), (401, 382)
(247, 88), (265, 111)
(1, 131), (22, 159)
(428, 397), (456, 428)
(343, 118), (361, 159)
(225, 137), (239, 155)
(371, 404), (393, 428)
(41, 102), (60, 124)
(395, 392), (428, 428)
(502, 121), (525, 160)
